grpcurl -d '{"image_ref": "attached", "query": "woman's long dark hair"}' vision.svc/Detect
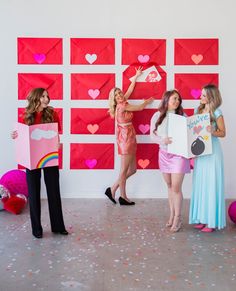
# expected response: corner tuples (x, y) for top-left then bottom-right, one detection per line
(153, 90), (184, 133)
(24, 88), (54, 125)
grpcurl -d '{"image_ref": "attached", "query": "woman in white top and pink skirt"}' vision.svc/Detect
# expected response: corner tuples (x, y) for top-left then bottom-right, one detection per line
(150, 90), (190, 232)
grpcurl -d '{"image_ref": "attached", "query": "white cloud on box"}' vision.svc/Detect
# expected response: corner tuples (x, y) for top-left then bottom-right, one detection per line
(31, 128), (57, 140)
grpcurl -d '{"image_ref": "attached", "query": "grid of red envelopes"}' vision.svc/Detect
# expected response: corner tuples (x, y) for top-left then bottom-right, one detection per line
(122, 39), (166, 65)
(71, 108), (114, 134)
(174, 38), (218, 65)
(70, 38), (115, 65)
(70, 143), (114, 169)
(17, 38), (63, 64)
(175, 73), (219, 100)
(18, 73), (63, 100)
(71, 73), (115, 100)
(136, 144), (159, 169)
(123, 64), (166, 99)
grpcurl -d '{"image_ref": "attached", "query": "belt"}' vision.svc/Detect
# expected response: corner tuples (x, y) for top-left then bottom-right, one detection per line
(117, 122), (132, 127)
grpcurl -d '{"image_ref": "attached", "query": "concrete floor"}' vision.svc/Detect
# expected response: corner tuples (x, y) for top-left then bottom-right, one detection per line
(0, 199), (236, 291)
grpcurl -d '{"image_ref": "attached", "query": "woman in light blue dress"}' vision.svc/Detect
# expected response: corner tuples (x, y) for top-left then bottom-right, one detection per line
(189, 84), (226, 232)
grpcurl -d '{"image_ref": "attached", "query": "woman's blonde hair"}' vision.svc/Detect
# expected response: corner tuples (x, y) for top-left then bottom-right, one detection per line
(24, 88), (54, 125)
(108, 87), (121, 118)
(198, 84), (222, 121)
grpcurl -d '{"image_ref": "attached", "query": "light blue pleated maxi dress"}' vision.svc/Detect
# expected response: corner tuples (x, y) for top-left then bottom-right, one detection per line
(189, 108), (226, 229)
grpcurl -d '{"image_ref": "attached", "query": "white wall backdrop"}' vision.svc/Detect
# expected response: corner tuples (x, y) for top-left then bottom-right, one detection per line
(0, 0), (236, 198)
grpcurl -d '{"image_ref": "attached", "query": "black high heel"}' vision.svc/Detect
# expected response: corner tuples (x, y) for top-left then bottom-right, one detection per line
(118, 197), (135, 206)
(105, 187), (116, 204)
(52, 230), (69, 235)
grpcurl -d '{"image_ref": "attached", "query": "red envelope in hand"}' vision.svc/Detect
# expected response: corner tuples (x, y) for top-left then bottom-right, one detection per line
(136, 144), (159, 169)
(174, 38), (218, 65)
(123, 63), (166, 99)
(71, 38), (115, 64)
(175, 73), (219, 99)
(71, 73), (115, 100)
(18, 108), (63, 134)
(18, 38), (63, 64)
(71, 108), (114, 134)
(132, 109), (157, 135)
(18, 73), (63, 100)
(122, 39), (166, 65)
(70, 143), (114, 169)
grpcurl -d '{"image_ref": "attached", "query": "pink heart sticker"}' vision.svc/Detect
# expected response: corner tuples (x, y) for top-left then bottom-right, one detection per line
(87, 124), (99, 134)
(191, 54), (203, 64)
(85, 159), (97, 169)
(137, 54), (150, 63)
(138, 124), (150, 134)
(191, 89), (201, 99)
(193, 125), (203, 135)
(138, 159), (150, 169)
(85, 53), (97, 64)
(88, 89), (100, 99)
(33, 53), (46, 64)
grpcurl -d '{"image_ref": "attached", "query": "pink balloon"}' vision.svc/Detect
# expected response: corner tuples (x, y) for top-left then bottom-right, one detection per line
(228, 201), (236, 224)
(0, 170), (28, 197)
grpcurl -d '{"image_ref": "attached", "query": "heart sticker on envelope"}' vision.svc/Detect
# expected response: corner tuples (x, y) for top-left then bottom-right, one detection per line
(33, 53), (46, 64)
(88, 89), (100, 99)
(138, 124), (150, 134)
(138, 159), (150, 169)
(87, 124), (99, 134)
(138, 54), (150, 63)
(85, 54), (97, 64)
(85, 159), (97, 169)
(191, 54), (203, 64)
(190, 89), (201, 99)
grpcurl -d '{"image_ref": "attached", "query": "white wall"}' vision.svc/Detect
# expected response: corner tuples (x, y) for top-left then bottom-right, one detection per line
(0, 0), (236, 198)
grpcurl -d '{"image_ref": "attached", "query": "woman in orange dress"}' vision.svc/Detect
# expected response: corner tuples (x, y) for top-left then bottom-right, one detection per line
(105, 67), (153, 205)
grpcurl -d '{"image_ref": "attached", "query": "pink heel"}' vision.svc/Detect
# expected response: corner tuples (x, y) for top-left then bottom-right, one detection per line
(201, 227), (214, 233)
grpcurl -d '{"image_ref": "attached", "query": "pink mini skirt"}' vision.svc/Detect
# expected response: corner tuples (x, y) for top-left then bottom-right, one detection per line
(159, 149), (190, 174)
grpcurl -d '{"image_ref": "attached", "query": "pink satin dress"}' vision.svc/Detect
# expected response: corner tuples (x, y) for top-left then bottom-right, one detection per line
(116, 101), (137, 155)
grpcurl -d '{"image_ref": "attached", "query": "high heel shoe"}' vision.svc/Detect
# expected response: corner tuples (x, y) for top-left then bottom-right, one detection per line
(105, 187), (116, 204)
(170, 215), (182, 233)
(118, 197), (135, 206)
(52, 229), (69, 235)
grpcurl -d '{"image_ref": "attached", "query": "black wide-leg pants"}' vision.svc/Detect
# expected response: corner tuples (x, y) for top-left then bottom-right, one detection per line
(26, 166), (66, 234)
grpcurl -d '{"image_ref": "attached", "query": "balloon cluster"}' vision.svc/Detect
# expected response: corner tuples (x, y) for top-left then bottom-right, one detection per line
(0, 170), (28, 214)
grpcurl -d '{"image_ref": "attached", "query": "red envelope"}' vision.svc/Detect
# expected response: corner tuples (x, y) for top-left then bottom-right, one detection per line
(71, 108), (114, 134)
(122, 39), (166, 65)
(136, 144), (159, 169)
(18, 108), (63, 134)
(70, 143), (114, 169)
(175, 73), (219, 100)
(174, 39), (218, 65)
(18, 38), (63, 64)
(18, 73), (63, 100)
(70, 38), (115, 64)
(18, 143), (63, 170)
(71, 73), (115, 100)
(123, 63), (166, 99)
(132, 109), (157, 135)
(184, 108), (194, 117)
